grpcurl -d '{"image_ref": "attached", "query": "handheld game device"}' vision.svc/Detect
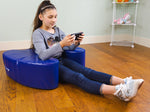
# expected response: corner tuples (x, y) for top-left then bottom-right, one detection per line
(71, 32), (83, 40)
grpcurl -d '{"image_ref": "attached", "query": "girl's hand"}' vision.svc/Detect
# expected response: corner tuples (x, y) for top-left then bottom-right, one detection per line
(74, 33), (84, 45)
(60, 35), (75, 47)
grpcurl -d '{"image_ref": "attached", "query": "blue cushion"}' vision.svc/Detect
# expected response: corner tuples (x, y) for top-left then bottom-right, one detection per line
(3, 47), (85, 89)
(64, 47), (85, 66)
(3, 49), (59, 89)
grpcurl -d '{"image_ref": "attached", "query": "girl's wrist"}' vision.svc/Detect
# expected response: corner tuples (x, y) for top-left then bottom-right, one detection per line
(59, 41), (64, 48)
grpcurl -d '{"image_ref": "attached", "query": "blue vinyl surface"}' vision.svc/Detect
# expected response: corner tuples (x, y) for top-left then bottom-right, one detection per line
(64, 47), (85, 66)
(3, 47), (85, 89)
(3, 49), (59, 89)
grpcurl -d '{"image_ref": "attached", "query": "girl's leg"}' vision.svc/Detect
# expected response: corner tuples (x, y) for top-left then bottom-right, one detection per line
(59, 63), (102, 94)
(100, 84), (116, 95)
(60, 59), (144, 101)
(100, 77), (131, 94)
(102, 79), (144, 101)
(111, 76), (124, 85)
(62, 58), (124, 85)
(59, 63), (143, 101)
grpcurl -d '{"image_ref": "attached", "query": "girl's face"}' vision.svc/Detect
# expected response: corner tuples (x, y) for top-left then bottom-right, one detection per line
(39, 9), (57, 29)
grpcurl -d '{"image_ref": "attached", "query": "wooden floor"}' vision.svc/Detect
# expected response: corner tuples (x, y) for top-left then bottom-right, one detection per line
(0, 43), (150, 112)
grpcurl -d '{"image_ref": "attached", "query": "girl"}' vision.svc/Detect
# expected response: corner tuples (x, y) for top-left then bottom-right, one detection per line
(31, 0), (144, 101)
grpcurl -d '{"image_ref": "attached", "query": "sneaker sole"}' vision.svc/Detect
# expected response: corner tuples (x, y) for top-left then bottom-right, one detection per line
(138, 79), (144, 89)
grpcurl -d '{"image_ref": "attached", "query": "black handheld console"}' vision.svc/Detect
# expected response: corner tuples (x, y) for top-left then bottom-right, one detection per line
(71, 32), (83, 40)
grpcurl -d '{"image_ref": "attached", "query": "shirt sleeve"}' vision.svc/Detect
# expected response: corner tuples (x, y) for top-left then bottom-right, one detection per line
(32, 30), (63, 60)
(58, 28), (80, 50)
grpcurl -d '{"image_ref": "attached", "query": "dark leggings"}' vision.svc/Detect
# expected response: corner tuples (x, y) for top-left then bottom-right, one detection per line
(59, 58), (112, 94)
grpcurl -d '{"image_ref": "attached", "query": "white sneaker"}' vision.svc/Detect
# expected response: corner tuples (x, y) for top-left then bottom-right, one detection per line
(114, 79), (144, 101)
(114, 83), (129, 101)
(124, 76), (132, 84)
(124, 76), (144, 90)
(125, 79), (144, 101)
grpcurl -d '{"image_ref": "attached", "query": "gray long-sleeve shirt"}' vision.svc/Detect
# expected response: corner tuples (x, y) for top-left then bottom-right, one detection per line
(32, 27), (79, 60)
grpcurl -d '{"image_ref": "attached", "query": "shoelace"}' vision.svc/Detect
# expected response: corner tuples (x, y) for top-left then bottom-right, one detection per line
(116, 84), (129, 100)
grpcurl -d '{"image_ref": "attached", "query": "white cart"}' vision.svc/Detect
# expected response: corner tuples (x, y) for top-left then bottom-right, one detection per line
(110, 0), (139, 48)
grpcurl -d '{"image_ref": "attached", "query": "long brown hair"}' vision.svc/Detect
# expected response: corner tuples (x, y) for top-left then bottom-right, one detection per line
(31, 0), (56, 49)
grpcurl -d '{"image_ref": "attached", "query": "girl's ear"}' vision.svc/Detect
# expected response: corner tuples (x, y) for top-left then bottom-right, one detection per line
(39, 13), (43, 21)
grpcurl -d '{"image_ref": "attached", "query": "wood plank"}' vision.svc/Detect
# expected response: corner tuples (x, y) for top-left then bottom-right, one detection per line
(51, 84), (75, 111)
(32, 89), (56, 112)
(63, 84), (91, 112)
(16, 84), (36, 112)
(0, 67), (16, 112)
(0, 51), (4, 66)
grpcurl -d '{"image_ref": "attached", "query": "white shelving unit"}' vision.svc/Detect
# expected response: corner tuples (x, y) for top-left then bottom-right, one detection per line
(110, 0), (139, 48)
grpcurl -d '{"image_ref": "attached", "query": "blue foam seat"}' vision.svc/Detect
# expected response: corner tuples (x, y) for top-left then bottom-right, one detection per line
(3, 47), (85, 89)
(64, 47), (85, 66)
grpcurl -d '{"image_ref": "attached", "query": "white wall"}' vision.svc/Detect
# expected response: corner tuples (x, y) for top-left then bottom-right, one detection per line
(136, 0), (150, 39)
(0, 0), (112, 41)
(0, 0), (40, 41)
(0, 0), (150, 50)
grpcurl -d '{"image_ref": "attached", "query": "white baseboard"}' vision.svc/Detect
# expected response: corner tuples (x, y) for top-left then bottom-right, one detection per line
(135, 37), (150, 48)
(0, 40), (31, 51)
(0, 36), (150, 51)
(81, 35), (110, 44)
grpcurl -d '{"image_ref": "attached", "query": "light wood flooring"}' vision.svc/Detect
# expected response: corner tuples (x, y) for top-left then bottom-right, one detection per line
(0, 43), (150, 112)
